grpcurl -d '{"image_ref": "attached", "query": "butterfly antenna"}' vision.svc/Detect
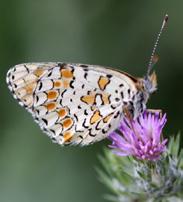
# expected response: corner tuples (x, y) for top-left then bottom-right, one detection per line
(147, 14), (168, 76)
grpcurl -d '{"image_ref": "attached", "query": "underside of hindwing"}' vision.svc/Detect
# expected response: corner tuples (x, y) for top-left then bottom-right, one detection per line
(7, 62), (140, 146)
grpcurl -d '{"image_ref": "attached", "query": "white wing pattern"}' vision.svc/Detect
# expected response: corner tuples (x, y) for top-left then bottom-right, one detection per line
(7, 62), (141, 146)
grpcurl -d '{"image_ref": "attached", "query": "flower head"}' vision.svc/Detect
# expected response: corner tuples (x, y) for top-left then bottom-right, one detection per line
(108, 111), (167, 161)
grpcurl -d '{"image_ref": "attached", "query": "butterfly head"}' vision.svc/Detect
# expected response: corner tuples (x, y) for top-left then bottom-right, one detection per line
(143, 71), (157, 94)
(126, 72), (157, 120)
(135, 71), (157, 100)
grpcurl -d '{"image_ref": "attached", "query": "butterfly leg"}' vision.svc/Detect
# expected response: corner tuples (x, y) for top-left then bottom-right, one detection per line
(122, 104), (134, 121)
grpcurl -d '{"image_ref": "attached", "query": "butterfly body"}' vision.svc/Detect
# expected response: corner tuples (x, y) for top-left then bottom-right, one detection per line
(7, 62), (156, 145)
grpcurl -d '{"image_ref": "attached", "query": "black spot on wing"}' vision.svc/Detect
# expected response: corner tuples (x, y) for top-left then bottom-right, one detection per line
(88, 128), (96, 137)
(84, 109), (88, 115)
(51, 137), (56, 142)
(74, 114), (78, 121)
(121, 92), (124, 99)
(79, 64), (88, 68)
(47, 71), (52, 77)
(114, 111), (120, 119)
(34, 117), (39, 122)
(35, 108), (40, 115)
(84, 72), (88, 79)
(111, 104), (117, 110)
(115, 97), (120, 102)
(70, 80), (74, 89)
(59, 99), (62, 105)
(24, 64), (30, 73)
(79, 135), (83, 139)
(129, 101), (134, 106)
(106, 74), (112, 78)
(128, 89), (131, 96)
(36, 95), (39, 103)
(82, 118), (89, 129)
(61, 89), (67, 97)
(58, 63), (67, 69)
(102, 129), (107, 134)
(38, 82), (43, 91)
(96, 121), (101, 130)
(42, 118), (48, 126)
(14, 83), (17, 89)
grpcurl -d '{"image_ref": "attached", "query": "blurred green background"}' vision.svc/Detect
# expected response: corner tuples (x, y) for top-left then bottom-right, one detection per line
(0, 1), (183, 202)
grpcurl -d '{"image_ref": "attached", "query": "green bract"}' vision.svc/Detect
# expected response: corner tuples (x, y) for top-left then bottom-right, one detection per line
(97, 134), (183, 202)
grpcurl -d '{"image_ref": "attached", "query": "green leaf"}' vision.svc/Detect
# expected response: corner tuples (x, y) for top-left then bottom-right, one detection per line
(168, 133), (180, 157)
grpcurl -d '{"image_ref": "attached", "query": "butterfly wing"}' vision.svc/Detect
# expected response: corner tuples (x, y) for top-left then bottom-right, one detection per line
(7, 62), (139, 145)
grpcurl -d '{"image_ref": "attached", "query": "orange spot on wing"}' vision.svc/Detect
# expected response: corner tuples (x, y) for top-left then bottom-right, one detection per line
(62, 118), (73, 129)
(24, 82), (36, 94)
(90, 110), (102, 124)
(58, 108), (67, 118)
(103, 113), (113, 123)
(54, 80), (62, 88)
(61, 69), (73, 78)
(63, 131), (73, 142)
(98, 76), (109, 90)
(102, 93), (110, 105)
(34, 68), (45, 77)
(81, 95), (95, 105)
(47, 90), (58, 100)
(22, 94), (33, 107)
(63, 80), (70, 88)
(45, 102), (57, 111)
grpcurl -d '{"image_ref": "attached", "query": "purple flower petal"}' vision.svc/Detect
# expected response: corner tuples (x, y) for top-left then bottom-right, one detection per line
(108, 110), (167, 161)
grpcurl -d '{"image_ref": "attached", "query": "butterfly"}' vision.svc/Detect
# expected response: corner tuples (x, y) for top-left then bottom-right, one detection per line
(6, 15), (168, 146)
(6, 62), (157, 146)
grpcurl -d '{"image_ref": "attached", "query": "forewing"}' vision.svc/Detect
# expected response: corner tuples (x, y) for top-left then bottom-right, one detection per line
(7, 62), (138, 145)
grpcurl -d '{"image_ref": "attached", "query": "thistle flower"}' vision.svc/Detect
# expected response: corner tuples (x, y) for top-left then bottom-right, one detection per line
(108, 111), (167, 161)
